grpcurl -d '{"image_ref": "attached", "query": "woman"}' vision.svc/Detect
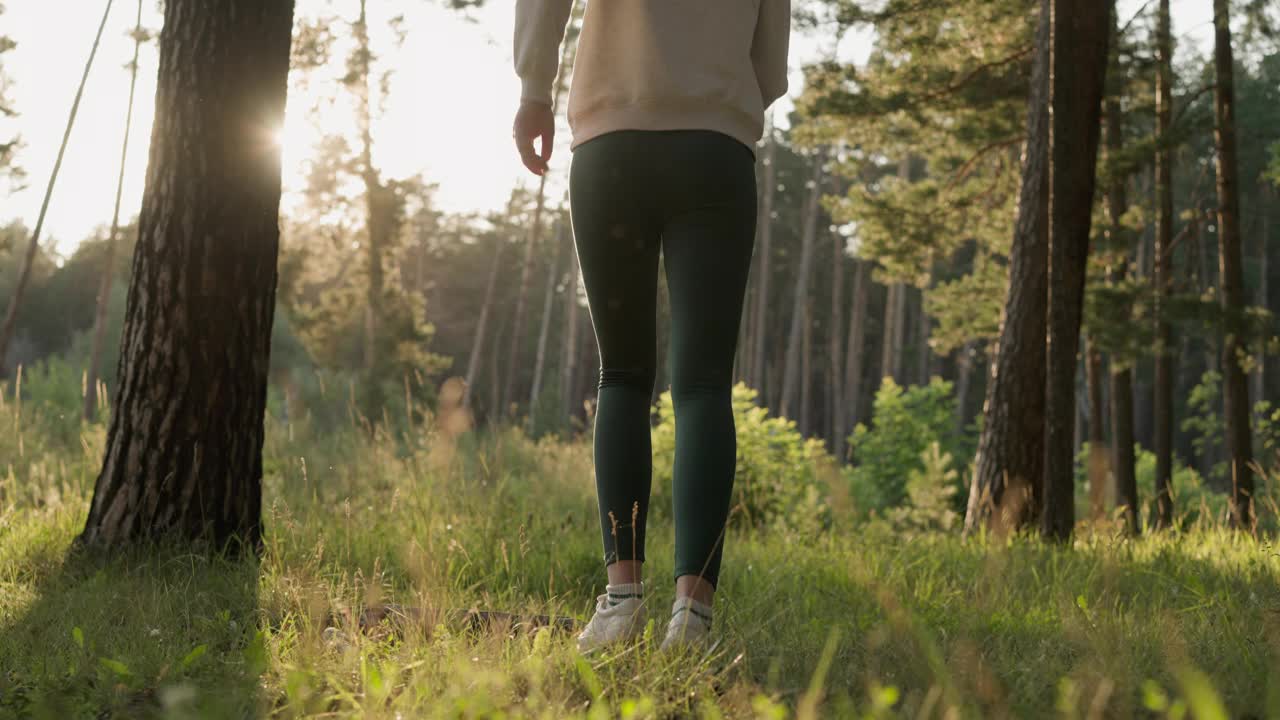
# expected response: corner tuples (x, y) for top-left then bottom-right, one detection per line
(512, 0), (790, 652)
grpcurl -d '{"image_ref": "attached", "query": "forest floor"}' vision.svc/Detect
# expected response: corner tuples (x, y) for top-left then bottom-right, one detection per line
(2, 406), (1279, 719)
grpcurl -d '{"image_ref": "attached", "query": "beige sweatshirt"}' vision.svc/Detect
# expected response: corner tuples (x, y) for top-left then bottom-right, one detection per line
(515, 0), (791, 153)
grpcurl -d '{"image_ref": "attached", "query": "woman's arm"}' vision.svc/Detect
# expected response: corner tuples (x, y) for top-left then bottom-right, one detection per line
(514, 0), (574, 106)
(751, 0), (792, 109)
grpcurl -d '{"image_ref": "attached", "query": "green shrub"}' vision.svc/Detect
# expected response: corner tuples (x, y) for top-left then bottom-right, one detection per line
(650, 383), (832, 534)
(845, 377), (968, 512)
(1181, 370), (1226, 485)
(882, 442), (961, 536)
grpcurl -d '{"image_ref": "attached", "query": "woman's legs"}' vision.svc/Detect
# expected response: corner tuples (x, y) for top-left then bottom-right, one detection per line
(569, 133), (662, 576)
(662, 176), (756, 596)
(569, 129), (756, 605)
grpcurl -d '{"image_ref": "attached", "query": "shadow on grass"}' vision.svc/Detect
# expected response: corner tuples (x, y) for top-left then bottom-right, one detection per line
(0, 542), (264, 719)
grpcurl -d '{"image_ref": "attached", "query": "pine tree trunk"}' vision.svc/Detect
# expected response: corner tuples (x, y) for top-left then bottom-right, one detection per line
(488, 310), (507, 421)
(78, 0), (295, 549)
(915, 285), (932, 384)
(954, 340), (976, 432)
(463, 236), (504, 409)
(562, 243), (581, 422)
(502, 185), (545, 417)
(800, 299), (813, 436)
(837, 259), (869, 462)
(966, 1), (1050, 534)
(0, 0), (113, 373)
(780, 149), (825, 420)
(1041, 0), (1110, 542)
(1257, 182), (1270, 413)
(1212, 0), (1255, 529)
(1085, 339), (1109, 520)
(828, 231), (845, 449)
(1152, 0), (1176, 530)
(503, 27), (577, 419)
(353, 0), (393, 383)
(881, 283), (901, 388)
(527, 219), (564, 428)
(751, 124), (777, 401)
(1105, 75), (1140, 535)
(84, 0), (145, 421)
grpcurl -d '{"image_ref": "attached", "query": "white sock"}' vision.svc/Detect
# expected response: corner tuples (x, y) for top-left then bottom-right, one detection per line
(672, 596), (713, 627)
(606, 582), (643, 607)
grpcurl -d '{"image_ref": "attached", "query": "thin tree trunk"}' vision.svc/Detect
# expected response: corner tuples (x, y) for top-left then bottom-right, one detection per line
(562, 240), (581, 422)
(502, 21), (577, 418)
(828, 230), (845, 448)
(954, 340), (976, 432)
(527, 219), (564, 428)
(353, 0), (393, 381)
(0, 0), (114, 372)
(966, 1), (1051, 534)
(751, 121), (777, 401)
(1212, 0), (1255, 529)
(84, 0), (145, 421)
(837, 258), (869, 462)
(1151, 0), (1175, 530)
(79, 0), (295, 549)
(462, 236), (504, 409)
(800, 299), (813, 436)
(1253, 181), (1268, 426)
(780, 149), (826, 420)
(1042, 0), (1110, 542)
(915, 285), (932, 384)
(1105, 64), (1139, 535)
(1085, 339), (1109, 521)
(880, 280), (911, 384)
(488, 310), (507, 422)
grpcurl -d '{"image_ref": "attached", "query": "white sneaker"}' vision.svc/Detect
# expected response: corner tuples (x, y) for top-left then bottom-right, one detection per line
(576, 583), (647, 653)
(660, 596), (713, 651)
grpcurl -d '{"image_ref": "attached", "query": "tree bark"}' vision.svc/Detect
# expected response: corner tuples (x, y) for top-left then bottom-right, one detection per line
(1151, 0), (1175, 530)
(78, 0), (295, 550)
(838, 258), (869, 462)
(800, 299), (813, 436)
(751, 122), (777, 401)
(828, 230), (845, 449)
(780, 149), (826, 420)
(1041, 0), (1110, 542)
(1105, 76), (1139, 535)
(84, 0), (145, 421)
(1212, 0), (1255, 529)
(1085, 339), (1109, 520)
(0, 0), (114, 373)
(881, 158), (912, 388)
(562, 238), (581, 422)
(965, 0), (1051, 534)
(527, 219), (564, 428)
(954, 340), (976, 432)
(462, 235), (504, 409)
(1257, 182), (1270, 415)
(915, 285), (933, 384)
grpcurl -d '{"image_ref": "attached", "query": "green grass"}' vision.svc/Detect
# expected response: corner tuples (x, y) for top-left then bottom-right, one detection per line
(2, 397), (1279, 718)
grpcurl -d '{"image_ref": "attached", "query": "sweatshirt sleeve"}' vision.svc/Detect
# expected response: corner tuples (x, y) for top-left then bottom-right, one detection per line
(514, 0), (574, 106)
(751, 0), (792, 109)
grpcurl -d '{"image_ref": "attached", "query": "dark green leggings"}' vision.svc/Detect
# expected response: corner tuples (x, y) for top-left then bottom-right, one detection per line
(569, 129), (757, 589)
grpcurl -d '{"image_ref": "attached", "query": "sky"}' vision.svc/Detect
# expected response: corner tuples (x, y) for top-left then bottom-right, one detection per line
(1, 0), (1216, 256)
